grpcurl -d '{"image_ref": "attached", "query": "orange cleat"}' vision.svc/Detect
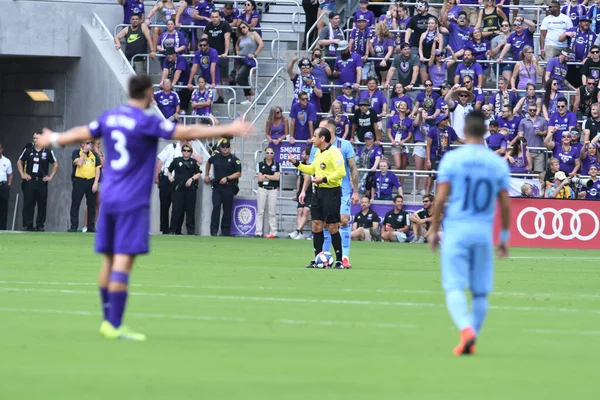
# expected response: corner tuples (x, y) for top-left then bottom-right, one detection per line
(453, 327), (476, 356)
(342, 257), (352, 269)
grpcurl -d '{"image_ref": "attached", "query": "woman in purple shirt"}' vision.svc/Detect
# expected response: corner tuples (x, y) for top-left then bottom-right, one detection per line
(580, 142), (599, 175)
(544, 130), (581, 176)
(505, 137), (532, 174)
(511, 46), (543, 96)
(191, 76), (219, 125)
(372, 158), (402, 200)
(389, 83), (413, 116)
(239, 0), (261, 36)
(370, 22), (395, 84)
(542, 78), (562, 120)
(428, 42), (458, 88)
(514, 83), (542, 117)
(157, 20), (187, 54)
(265, 105), (289, 153)
(329, 101), (350, 139)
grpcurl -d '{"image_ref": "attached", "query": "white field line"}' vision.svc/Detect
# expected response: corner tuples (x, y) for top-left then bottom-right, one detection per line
(0, 306), (598, 335)
(1, 280), (599, 299)
(509, 256), (600, 261)
(1, 287), (600, 315)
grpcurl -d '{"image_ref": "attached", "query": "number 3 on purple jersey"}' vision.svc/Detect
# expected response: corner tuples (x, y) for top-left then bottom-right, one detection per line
(111, 130), (130, 170)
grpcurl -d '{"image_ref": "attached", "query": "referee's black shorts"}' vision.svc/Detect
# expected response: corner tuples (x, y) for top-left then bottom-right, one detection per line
(311, 186), (341, 224)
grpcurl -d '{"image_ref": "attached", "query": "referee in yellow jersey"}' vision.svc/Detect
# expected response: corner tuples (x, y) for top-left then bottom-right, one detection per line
(289, 127), (346, 269)
(69, 141), (102, 232)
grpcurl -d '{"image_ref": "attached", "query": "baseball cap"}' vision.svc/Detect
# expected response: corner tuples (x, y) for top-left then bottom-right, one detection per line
(434, 49), (443, 56)
(561, 131), (570, 137)
(417, 1), (429, 8)
(590, 164), (599, 170)
(329, 12), (339, 20)
(343, 82), (353, 89)
(359, 0), (369, 3)
(364, 132), (374, 140)
(561, 49), (574, 58)
(439, 82), (450, 89)
(579, 15), (592, 22)
(219, 139), (231, 148)
(298, 57), (311, 68)
(164, 47), (175, 55)
(359, 97), (371, 106)
(357, 15), (367, 22)
(435, 114), (449, 125)
(337, 40), (349, 51)
(554, 171), (567, 181)
(489, 120), (499, 127)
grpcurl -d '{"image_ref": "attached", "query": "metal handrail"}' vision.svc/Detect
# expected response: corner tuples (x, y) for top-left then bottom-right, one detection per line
(178, 114), (217, 125)
(93, 13), (135, 76)
(306, 13), (329, 56)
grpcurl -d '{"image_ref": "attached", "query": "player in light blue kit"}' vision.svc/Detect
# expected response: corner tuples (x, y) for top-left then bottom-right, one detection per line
(37, 75), (252, 341)
(300, 118), (359, 268)
(427, 111), (511, 356)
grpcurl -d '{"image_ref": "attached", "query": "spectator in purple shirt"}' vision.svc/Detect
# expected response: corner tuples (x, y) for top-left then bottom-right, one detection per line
(548, 97), (578, 141)
(357, 78), (387, 119)
(157, 20), (187, 54)
(485, 120), (507, 155)
(332, 41), (363, 95)
(289, 92), (317, 144)
(239, 0), (261, 36)
(545, 50), (577, 91)
(560, 16), (597, 86)
(194, 0), (215, 28)
(454, 49), (484, 87)
(562, 0), (586, 26)
(288, 56), (324, 111)
(356, 131), (382, 196)
(440, 11), (473, 56)
(329, 101), (350, 139)
(146, 0), (178, 48)
(188, 38), (220, 90)
(372, 158), (402, 200)
(161, 49), (192, 111)
(411, 79), (439, 122)
(386, 101), (413, 176)
(119, 0), (145, 25)
(337, 83), (357, 114)
(153, 79), (180, 121)
(544, 130), (581, 176)
(370, 22), (396, 84)
(496, 105), (522, 144)
(578, 164), (600, 199)
(489, 77), (518, 115)
(498, 17), (536, 62)
(505, 137), (532, 174)
(353, 0), (376, 28)
(389, 83), (413, 115)
(191, 76), (219, 125)
(349, 15), (373, 84)
(426, 114), (460, 172)
(580, 141), (599, 175)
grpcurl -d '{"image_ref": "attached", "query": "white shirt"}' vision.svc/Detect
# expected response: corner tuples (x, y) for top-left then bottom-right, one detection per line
(541, 14), (573, 48)
(0, 156), (12, 182)
(451, 103), (473, 140)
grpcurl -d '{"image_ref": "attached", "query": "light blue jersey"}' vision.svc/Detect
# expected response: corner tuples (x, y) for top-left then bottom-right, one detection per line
(437, 144), (509, 296)
(309, 137), (355, 196)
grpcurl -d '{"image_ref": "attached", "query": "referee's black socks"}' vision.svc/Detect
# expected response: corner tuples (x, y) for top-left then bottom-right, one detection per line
(331, 232), (342, 262)
(313, 231), (324, 257)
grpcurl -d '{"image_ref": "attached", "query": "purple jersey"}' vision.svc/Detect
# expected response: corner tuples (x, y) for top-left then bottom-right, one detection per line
(552, 142), (580, 174)
(428, 62), (447, 87)
(336, 94), (357, 114)
(220, 8), (240, 24)
(239, 9), (261, 35)
(545, 57), (568, 90)
(191, 88), (213, 116)
(334, 54), (363, 85)
(373, 171), (401, 196)
(414, 121), (430, 143)
(158, 31), (187, 51)
(292, 73), (322, 111)
(329, 114), (349, 138)
(581, 179), (600, 199)
(195, 1), (215, 27)
(357, 145), (382, 168)
(122, 0), (145, 24)
(89, 105), (176, 213)
(506, 30), (535, 59)
(486, 133), (508, 150)
(489, 91), (518, 115)
(448, 5), (463, 20)
(581, 153), (599, 175)
(192, 48), (220, 85)
(163, 55), (190, 86)
(465, 39), (491, 61)
(448, 22), (473, 52)
(290, 101), (317, 140)
(508, 153), (528, 174)
(435, 97), (448, 114)
(178, 3), (197, 26)
(390, 95), (413, 114)
(357, 90), (387, 115)
(416, 91), (440, 116)
(562, 4), (586, 26)
(428, 126), (458, 160)
(387, 115), (414, 141)
(496, 116), (522, 140)
(371, 36), (394, 59)
(566, 28), (597, 61)
(349, 28), (371, 56)
(455, 62), (484, 86)
(153, 90), (180, 119)
(549, 111), (578, 141)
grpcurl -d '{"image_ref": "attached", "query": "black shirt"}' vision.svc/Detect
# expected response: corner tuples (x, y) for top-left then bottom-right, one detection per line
(577, 85), (599, 115)
(169, 156), (201, 190)
(258, 160), (280, 189)
(407, 13), (436, 48)
(581, 58), (600, 82)
(124, 25), (148, 59)
(415, 207), (432, 230)
(353, 209), (380, 229)
(208, 152), (242, 184)
(19, 147), (56, 178)
(352, 108), (378, 142)
(383, 208), (409, 230)
(583, 117), (600, 141)
(204, 21), (231, 55)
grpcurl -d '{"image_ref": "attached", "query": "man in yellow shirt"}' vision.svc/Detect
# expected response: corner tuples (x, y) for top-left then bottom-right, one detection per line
(289, 127), (346, 269)
(69, 141), (102, 232)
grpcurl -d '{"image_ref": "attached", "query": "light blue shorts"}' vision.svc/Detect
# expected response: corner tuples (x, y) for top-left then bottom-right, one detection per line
(440, 226), (494, 295)
(340, 191), (351, 215)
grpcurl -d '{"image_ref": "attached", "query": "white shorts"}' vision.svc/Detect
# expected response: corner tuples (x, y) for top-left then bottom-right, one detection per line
(413, 143), (426, 158)
(392, 231), (407, 242)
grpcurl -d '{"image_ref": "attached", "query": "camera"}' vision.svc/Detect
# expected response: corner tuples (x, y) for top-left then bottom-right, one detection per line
(571, 177), (593, 188)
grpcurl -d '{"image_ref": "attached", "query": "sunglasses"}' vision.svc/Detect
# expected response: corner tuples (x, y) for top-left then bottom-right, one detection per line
(528, 109), (537, 112)
(552, 82), (558, 85)
(592, 51), (600, 54)
(299, 97), (308, 101)
(501, 24), (510, 27)
(182, 149), (192, 153)
(425, 83), (432, 87)
(514, 23), (522, 27)
(463, 81), (472, 84)
(557, 105), (566, 108)
(588, 82), (596, 85)
(276, 110), (282, 114)
(265, 151), (274, 155)
(300, 65), (311, 69)
(459, 94), (468, 98)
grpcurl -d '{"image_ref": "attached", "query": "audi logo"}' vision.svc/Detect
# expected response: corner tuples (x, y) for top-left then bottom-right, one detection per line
(516, 207), (600, 241)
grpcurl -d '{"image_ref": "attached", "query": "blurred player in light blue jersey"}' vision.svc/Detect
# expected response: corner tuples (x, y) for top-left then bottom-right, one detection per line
(427, 111), (511, 356)
(36, 75), (252, 341)
(301, 118), (359, 268)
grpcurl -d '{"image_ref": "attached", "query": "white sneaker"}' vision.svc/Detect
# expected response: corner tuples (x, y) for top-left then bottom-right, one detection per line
(288, 230), (299, 239)
(240, 100), (251, 105)
(415, 236), (426, 244)
(82, 226), (88, 233)
(294, 232), (305, 240)
(419, 190), (427, 196)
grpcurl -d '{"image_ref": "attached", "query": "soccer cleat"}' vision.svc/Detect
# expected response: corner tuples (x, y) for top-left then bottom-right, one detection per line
(333, 261), (344, 269)
(453, 327), (476, 356)
(288, 230), (299, 239)
(305, 260), (317, 268)
(265, 234), (276, 239)
(100, 321), (147, 341)
(342, 257), (352, 269)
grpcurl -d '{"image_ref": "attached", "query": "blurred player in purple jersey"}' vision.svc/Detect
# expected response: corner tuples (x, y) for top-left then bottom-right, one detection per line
(37, 74), (251, 341)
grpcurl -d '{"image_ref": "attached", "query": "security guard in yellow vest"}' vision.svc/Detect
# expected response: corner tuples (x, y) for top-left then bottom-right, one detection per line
(69, 141), (102, 232)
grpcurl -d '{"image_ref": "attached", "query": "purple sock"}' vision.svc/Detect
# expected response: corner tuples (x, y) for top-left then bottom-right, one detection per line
(108, 291), (128, 328)
(99, 287), (109, 320)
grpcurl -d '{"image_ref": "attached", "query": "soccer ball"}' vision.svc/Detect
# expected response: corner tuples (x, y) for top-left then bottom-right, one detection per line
(314, 251), (334, 268)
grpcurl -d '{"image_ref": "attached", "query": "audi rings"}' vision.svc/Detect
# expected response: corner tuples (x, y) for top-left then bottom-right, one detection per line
(516, 207), (600, 241)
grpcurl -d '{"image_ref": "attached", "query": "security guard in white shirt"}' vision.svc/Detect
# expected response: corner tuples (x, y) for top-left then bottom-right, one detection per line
(155, 139), (203, 234)
(0, 142), (13, 230)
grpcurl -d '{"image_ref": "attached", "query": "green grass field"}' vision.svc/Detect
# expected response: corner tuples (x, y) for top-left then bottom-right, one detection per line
(1, 233), (599, 399)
